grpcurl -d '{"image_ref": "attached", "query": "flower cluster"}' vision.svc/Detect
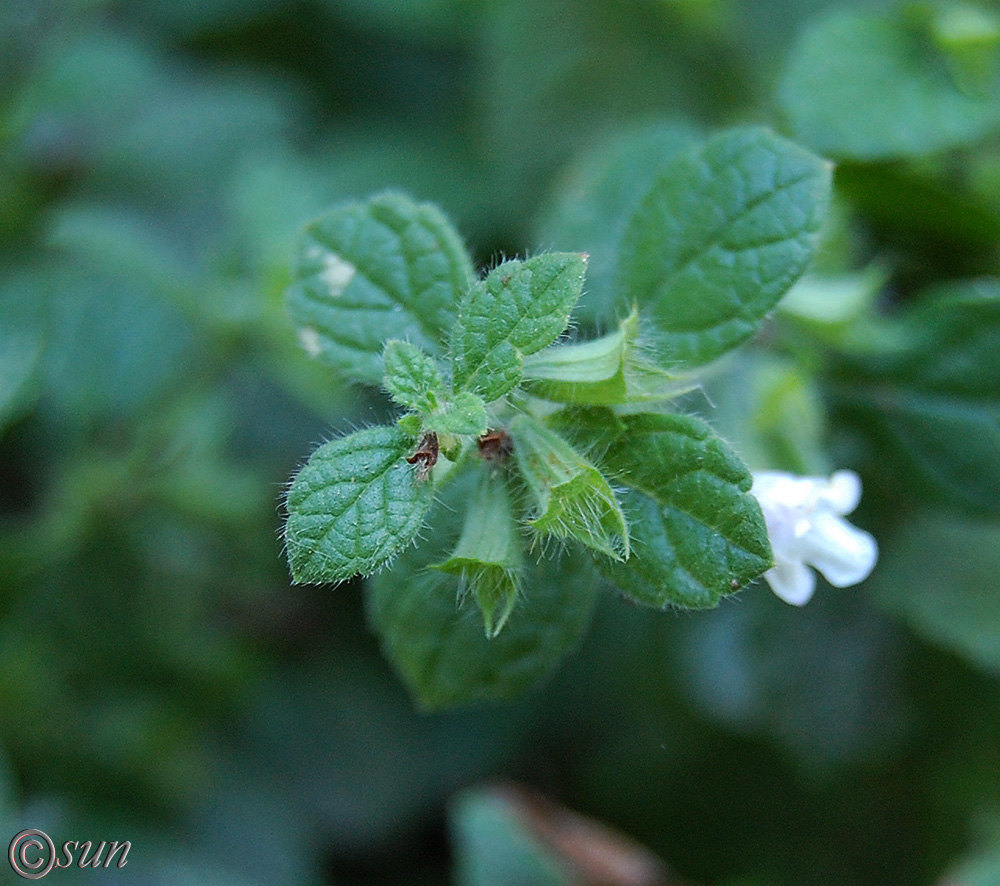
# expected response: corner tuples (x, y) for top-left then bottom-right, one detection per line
(751, 469), (878, 605)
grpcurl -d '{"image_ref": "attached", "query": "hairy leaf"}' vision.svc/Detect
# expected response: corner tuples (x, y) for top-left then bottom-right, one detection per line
(285, 425), (432, 582)
(382, 339), (444, 413)
(424, 391), (489, 437)
(598, 413), (772, 608)
(523, 311), (694, 406)
(618, 126), (831, 367)
(286, 192), (474, 385)
(451, 253), (587, 402)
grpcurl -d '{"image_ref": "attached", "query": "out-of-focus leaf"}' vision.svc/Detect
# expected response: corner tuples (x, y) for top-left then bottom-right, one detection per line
(46, 203), (197, 297)
(835, 162), (1000, 255)
(450, 788), (575, 886)
(618, 126), (831, 367)
(703, 351), (832, 476)
(284, 425), (432, 583)
(672, 587), (910, 772)
(598, 413), (772, 608)
(534, 119), (701, 324)
(940, 842), (1000, 886)
(368, 465), (600, 710)
(451, 253), (587, 403)
(97, 72), (297, 195)
(0, 274), (44, 432)
(119, 0), (290, 38)
(11, 29), (164, 137)
(286, 192), (474, 386)
(872, 511), (1000, 675)
(779, 9), (1000, 159)
(831, 279), (1000, 515)
(38, 268), (197, 425)
(450, 783), (671, 886)
(237, 653), (526, 852)
(315, 0), (474, 42)
(477, 0), (745, 229)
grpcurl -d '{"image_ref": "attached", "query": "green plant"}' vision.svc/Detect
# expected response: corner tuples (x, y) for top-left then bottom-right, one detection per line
(282, 126), (833, 708)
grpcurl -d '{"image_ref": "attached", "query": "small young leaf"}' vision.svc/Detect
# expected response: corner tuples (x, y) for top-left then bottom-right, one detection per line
(511, 414), (629, 561)
(779, 9), (1000, 160)
(382, 339), (444, 413)
(435, 470), (524, 637)
(285, 425), (433, 583)
(286, 192), (475, 386)
(367, 467), (600, 710)
(618, 126), (831, 367)
(451, 253), (587, 402)
(424, 391), (489, 437)
(598, 413), (772, 608)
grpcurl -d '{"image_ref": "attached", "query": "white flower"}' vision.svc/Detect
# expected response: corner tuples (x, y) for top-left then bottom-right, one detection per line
(750, 469), (878, 606)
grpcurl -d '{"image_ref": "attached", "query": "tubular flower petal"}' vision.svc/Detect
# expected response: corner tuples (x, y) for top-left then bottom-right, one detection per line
(750, 469), (878, 606)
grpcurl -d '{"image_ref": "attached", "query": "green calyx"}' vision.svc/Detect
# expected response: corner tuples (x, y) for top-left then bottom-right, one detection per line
(510, 414), (629, 562)
(434, 469), (523, 637)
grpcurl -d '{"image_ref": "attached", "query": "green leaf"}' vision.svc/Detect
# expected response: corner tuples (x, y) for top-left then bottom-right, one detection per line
(831, 280), (1000, 515)
(284, 425), (433, 583)
(778, 9), (1000, 160)
(0, 280), (44, 433)
(451, 253), (587, 402)
(367, 466), (600, 710)
(545, 406), (628, 465)
(535, 120), (701, 324)
(424, 391), (488, 437)
(41, 267), (196, 425)
(871, 512), (1000, 676)
(450, 788), (573, 886)
(511, 415), (628, 561)
(286, 192), (475, 386)
(618, 126), (831, 367)
(382, 339), (444, 413)
(523, 311), (694, 406)
(435, 470), (523, 637)
(598, 413), (772, 608)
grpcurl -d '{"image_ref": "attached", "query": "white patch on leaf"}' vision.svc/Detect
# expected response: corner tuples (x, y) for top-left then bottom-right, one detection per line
(298, 326), (322, 357)
(319, 253), (357, 296)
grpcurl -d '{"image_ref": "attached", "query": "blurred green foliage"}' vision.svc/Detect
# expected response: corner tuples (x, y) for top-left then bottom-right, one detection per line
(2, 0), (1000, 884)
